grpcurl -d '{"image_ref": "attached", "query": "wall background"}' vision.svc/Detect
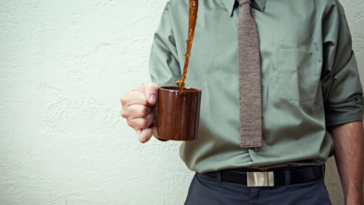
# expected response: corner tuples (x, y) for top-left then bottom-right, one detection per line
(0, 0), (363, 204)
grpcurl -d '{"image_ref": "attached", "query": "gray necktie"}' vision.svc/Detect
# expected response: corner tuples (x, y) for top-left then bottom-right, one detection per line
(237, 0), (262, 148)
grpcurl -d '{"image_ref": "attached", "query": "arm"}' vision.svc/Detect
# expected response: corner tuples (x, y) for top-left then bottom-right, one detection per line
(329, 121), (364, 205)
(149, 3), (181, 87)
(121, 3), (180, 143)
(321, 1), (364, 204)
(149, 3), (181, 141)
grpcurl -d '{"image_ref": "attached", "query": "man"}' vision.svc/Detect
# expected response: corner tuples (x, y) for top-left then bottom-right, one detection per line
(120, 0), (364, 204)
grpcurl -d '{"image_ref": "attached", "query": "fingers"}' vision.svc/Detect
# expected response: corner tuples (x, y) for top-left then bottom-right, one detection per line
(126, 105), (152, 119)
(128, 112), (155, 131)
(120, 83), (159, 108)
(144, 83), (159, 105)
(120, 90), (148, 107)
(137, 128), (154, 143)
(120, 83), (159, 144)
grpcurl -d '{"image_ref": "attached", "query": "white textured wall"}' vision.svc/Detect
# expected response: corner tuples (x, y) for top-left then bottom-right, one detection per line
(0, 0), (363, 204)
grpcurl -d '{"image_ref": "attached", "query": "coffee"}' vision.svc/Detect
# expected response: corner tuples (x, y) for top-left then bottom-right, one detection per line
(155, 1), (200, 141)
(156, 86), (201, 141)
(175, 0), (199, 94)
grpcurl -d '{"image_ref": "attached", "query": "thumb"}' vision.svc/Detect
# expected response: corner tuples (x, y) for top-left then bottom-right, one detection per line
(144, 83), (159, 105)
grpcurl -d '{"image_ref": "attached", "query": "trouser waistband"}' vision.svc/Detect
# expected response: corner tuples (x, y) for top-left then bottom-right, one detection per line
(200, 165), (325, 187)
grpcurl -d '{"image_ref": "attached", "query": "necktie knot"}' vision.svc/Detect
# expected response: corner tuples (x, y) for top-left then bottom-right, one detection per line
(238, 0), (251, 6)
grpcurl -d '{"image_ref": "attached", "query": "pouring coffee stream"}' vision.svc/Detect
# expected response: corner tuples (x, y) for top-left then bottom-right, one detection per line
(174, 0), (199, 94)
(155, 0), (201, 141)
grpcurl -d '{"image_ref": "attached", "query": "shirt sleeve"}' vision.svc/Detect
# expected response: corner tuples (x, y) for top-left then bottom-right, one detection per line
(321, 0), (364, 127)
(149, 3), (181, 87)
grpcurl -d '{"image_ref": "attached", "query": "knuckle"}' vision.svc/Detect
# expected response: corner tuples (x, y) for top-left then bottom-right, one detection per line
(151, 83), (158, 88)
(146, 83), (158, 90)
(126, 120), (133, 128)
(120, 96), (125, 105)
(120, 110), (127, 118)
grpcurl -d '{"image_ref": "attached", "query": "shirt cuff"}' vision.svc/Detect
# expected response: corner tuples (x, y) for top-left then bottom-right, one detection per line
(324, 96), (364, 127)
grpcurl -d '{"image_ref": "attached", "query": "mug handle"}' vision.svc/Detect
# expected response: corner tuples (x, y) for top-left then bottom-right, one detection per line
(149, 103), (168, 141)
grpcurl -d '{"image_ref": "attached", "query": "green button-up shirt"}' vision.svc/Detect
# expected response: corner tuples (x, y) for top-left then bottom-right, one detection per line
(149, 0), (364, 173)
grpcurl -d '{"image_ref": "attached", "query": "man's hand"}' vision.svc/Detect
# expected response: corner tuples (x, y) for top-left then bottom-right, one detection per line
(120, 83), (159, 143)
(329, 120), (364, 205)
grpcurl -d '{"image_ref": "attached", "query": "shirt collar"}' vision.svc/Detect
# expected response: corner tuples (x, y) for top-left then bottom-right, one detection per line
(221, 0), (267, 15)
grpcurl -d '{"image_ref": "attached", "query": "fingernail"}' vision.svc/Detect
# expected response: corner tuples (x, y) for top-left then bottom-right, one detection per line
(149, 95), (156, 104)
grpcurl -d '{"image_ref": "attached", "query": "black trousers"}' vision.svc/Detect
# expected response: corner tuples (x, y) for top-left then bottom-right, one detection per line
(185, 170), (332, 205)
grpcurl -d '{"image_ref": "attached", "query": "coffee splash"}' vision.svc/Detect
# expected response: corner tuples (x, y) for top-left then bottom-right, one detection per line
(174, 0), (198, 94)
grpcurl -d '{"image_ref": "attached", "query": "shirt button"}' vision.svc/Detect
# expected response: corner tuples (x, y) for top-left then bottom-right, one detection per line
(254, 147), (259, 152)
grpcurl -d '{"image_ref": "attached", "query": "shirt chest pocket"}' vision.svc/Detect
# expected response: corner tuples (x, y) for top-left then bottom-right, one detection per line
(275, 48), (319, 102)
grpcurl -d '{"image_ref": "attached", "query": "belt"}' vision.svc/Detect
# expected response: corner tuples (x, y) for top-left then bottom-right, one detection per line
(201, 165), (325, 187)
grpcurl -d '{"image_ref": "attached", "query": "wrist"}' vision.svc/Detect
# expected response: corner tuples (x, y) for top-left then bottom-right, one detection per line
(345, 195), (364, 205)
